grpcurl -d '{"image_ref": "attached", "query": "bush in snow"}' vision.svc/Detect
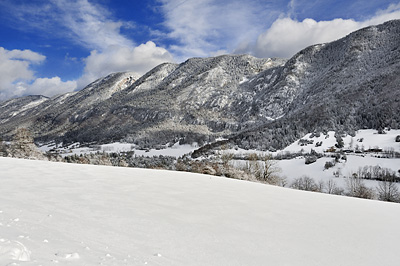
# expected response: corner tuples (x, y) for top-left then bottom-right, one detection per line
(290, 176), (321, 192)
(376, 180), (400, 203)
(345, 174), (375, 199)
(324, 160), (335, 170)
(242, 153), (283, 185)
(4, 128), (47, 160)
(325, 179), (344, 195)
(0, 138), (8, 157)
(304, 155), (317, 165)
(298, 139), (313, 146)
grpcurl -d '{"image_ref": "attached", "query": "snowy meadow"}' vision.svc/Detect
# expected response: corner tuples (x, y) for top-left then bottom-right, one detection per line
(1, 157), (400, 265)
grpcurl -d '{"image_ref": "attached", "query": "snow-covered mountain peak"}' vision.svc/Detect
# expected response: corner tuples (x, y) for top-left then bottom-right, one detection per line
(0, 20), (399, 149)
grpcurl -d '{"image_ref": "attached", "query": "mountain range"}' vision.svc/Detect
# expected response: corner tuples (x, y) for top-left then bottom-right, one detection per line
(1, 20), (399, 151)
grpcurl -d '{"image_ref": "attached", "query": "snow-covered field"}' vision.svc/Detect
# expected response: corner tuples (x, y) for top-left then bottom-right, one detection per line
(39, 141), (200, 158)
(38, 129), (400, 159)
(224, 129), (400, 189)
(226, 129), (400, 156)
(1, 157), (400, 265)
(277, 130), (400, 188)
(278, 154), (400, 188)
(281, 129), (400, 153)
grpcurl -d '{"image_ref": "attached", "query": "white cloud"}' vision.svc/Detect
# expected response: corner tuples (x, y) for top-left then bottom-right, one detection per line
(47, 0), (174, 87)
(368, 3), (400, 24)
(20, 77), (77, 98)
(1, 0), (134, 51)
(0, 40), (173, 101)
(78, 41), (174, 88)
(254, 3), (400, 58)
(50, 0), (134, 51)
(0, 47), (77, 101)
(158, 0), (278, 60)
(254, 18), (359, 58)
(5, 48), (46, 63)
(0, 0), (174, 99)
(0, 47), (44, 100)
(43, 0), (174, 88)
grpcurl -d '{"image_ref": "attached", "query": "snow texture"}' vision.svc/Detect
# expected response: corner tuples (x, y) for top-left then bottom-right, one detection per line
(0, 157), (400, 265)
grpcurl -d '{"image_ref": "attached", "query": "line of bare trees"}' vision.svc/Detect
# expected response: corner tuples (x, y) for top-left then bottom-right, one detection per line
(289, 173), (400, 203)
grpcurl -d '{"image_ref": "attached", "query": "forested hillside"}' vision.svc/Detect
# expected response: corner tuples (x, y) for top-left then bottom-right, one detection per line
(0, 20), (399, 151)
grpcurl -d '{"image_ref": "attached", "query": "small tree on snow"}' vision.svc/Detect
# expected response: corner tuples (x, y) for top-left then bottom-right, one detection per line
(244, 153), (282, 185)
(326, 179), (344, 195)
(376, 180), (400, 203)
(290, 176), (320, 192)
(14, 128), (34, 146)
(245, 153), (262, 179)
(345, 174), (375, 199)
(260, 154), (281, 184)
(221, 151), (234, 168)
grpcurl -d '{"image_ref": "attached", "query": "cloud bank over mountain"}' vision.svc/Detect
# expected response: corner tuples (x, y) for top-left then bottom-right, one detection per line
(253, 3), (400, 58)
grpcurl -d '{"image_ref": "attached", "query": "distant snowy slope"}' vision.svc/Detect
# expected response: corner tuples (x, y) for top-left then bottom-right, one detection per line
(0, 71), (140, 142)
(282, 129), (400, 153)
(0, 157), (399, 265)
(0, 95), (48, 124)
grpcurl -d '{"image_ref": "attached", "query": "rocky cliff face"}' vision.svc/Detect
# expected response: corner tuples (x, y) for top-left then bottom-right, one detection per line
(1, 20), (399, 150)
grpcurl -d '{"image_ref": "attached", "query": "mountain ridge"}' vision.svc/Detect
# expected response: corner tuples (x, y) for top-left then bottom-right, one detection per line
(227, 19), (400, 150)
(1, 20), (399, 150)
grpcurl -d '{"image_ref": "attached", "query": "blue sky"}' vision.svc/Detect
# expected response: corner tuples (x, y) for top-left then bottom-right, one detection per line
(0, 0), (399, 101)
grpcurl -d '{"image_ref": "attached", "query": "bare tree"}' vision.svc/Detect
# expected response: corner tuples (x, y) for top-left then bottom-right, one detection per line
(221, 151), (234, 168)
(290, 176), (321, 192)
(243, 153), (283, 185)
(326, 179), (344, 195)
(346, 174), (375, 199)
(7, 128), (47, 160)
(376, 180), (400, 203)
(260, 154), (281, 184)
(13, 128), (34, 146)
(244, 153), (262, 180)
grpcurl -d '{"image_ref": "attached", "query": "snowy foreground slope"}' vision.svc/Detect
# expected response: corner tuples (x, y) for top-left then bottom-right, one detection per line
(1, 158), (400, 266)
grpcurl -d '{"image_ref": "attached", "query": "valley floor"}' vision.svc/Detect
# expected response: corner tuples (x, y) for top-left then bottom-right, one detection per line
(278, 154), (400, 187)
(1, 157), (400, 265)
